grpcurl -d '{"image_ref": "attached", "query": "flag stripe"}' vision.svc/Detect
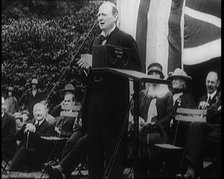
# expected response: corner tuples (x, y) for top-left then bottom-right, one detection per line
(183, 38), (221, 65)
(185, 0), (221, 18)
(135, 0), (151, 72)
(184, 15), (221, 48)
(146, 0), (172, 76)
(117, 0), (140, 40)
(168, 0), (185, 73)
(116, 0), (221, 73)
(185, 7), (221, 28)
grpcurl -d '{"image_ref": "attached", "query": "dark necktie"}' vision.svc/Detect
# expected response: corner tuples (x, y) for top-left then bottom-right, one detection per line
(100, 35), (108, 45)
(35, 121), (40, 128)
(207, 96), (212, 104)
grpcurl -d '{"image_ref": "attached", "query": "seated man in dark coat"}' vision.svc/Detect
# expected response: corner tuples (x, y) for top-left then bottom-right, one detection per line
(45, 94), (87, 179)
(177, 71), (221, 179)
(1, 97), (17, 162)
(45, 134), (88, 179)
(9, 103), (60, 172)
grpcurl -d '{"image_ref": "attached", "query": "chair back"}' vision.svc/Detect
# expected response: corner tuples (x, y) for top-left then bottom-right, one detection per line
(172, 108), (207, 145)
(175, 108), (207, 122)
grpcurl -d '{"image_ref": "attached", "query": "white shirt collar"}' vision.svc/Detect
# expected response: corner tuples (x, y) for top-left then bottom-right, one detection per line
(207, 90), (217, 100)
(35, 119), (45, 125)
(101, 25), (116, 37)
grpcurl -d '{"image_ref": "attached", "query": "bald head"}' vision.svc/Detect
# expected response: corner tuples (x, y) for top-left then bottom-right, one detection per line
(33, 103), (47, 121)
(206, 71), (219, 94)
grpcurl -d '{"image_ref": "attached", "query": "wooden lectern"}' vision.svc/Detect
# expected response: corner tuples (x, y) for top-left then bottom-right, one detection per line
(103, 67), (169, 178)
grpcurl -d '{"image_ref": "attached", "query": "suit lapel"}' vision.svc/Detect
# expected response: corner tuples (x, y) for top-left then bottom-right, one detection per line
(106, 27), (120, 46)
(210, 92), (218, 105)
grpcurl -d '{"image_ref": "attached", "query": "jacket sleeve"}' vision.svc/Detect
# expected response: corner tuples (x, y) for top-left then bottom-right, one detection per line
(3, 116), (17, 143)
(157, 92), (175, 129)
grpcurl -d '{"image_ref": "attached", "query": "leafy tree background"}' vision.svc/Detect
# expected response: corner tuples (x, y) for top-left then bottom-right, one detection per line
(1, 0), (116, 111)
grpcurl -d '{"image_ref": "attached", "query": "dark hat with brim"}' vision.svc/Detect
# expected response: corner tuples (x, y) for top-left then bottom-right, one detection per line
(147, 62), (164, 79)
(167, 68), (192, 81)
(31, 79), (38, 85)
(60, 84), (76, 93)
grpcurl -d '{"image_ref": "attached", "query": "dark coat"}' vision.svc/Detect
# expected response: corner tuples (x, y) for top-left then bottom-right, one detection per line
(9, 119), (61, 172)
(175, 91), (195, 109)
(23, 90), (44, 118)
(185, 92), (221, 175)
(138, 88), (174, 135)
(1, 112), (17, 160)
(197, 91), (220, 108)
(82, 27), (141, 178)
(16, 118), (58, 145)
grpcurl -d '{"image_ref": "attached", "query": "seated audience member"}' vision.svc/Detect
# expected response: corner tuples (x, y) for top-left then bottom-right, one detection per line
(176, 71), (221, 179)
(40, 100), (55, 125)
(9, 103), (59, 172)
(51, 83), (77, 118)
(54, 91), (80, 137)
(14, 112), (24, 131)
(168, 68), (195, 108)
(167, 68), (195, 146)
(4, 86), (19, 115)
(21, 109), (29, 123)
(45, 94), (87, 179)
(45, 134), (88, 179)
(49, 90), (84, 161)
(129, 63), (174, 177)
(1, 97), (17, 161)
(197, 71), (220, 110)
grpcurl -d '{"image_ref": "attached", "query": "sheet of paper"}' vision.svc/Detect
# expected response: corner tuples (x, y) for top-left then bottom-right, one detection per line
(81, 53), (92, 67)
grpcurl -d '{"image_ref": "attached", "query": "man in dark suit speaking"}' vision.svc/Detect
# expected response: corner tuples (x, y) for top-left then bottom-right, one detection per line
(77, 1), (141, 178)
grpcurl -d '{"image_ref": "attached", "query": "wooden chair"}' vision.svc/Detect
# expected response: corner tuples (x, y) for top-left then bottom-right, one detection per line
(155, 108), (207, 178)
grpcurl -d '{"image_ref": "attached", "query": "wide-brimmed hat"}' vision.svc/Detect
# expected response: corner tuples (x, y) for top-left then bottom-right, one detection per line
(7, 86), (14, 92)
(31, 79), (38, 85)
(21, 110), (29, 115)
(167, 68), (192, 81)
(61, 84), (76, 93)
(14, 112), (22, 119)
(147, 62), (164, 79)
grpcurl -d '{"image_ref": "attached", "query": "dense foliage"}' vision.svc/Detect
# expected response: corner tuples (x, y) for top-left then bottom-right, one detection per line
(1, 0), (106, 107)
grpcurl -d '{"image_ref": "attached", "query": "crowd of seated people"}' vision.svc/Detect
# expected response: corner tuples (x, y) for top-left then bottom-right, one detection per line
(1, 82), (85, 174)
(1, 68), (221, 179)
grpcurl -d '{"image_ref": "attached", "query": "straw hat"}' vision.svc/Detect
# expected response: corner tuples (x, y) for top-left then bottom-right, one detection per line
(31, 79), (38, 85)
(167, 68), (192, 81)
(147, 63), (164, 79)
(7, 86), (14, 92)
(61, 84), (76, 93)
(14, 112), (23, 119)
(21, 110), (29, 115)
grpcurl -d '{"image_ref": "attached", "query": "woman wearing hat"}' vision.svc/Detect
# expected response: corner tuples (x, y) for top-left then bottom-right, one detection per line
(5, 86), (19, 115)
(167, 68), (195, 147)
(14, 112), (23, 131)
(129, 63), (174, 177)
